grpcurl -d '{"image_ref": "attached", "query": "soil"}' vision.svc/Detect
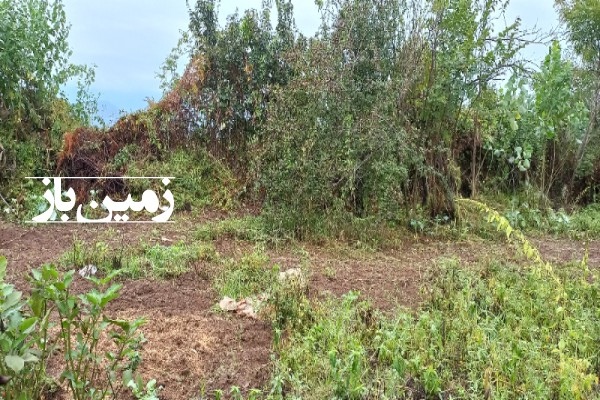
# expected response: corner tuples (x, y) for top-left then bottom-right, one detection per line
(1, 217), (599, 399)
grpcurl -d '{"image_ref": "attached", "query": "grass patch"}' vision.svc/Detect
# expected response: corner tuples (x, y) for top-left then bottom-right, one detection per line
(213, 248), (277, 299)
(557, 204), (600, 237)
(195, 216), (271, 243)
(61, 239), (218, 279)
(269, 257), (600, 399)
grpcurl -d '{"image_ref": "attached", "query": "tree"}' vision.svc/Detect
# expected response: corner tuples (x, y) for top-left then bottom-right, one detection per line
(555, 0), (600, 194)
(159, 0), (295, 169)
(0, 0), (95, 189)
(0, 0), (95, 137)
(532, 41), (588, 199)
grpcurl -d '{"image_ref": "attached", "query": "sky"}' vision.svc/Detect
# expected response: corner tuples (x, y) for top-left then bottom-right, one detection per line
(62, 0), (560, 123)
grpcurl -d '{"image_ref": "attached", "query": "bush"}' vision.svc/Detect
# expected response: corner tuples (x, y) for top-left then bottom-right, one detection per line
(0, 256), (152, 400)
(127, 149), (239, 212)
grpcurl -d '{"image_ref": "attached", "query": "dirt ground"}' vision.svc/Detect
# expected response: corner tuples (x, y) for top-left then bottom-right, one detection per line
(1, 217), (599, 399)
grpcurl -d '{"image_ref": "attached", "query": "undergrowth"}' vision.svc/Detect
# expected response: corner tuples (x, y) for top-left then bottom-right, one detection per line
(60, 239), (217, 279)
(259, 200), (600, 399)
(195, 216), (270, 243)
(269, 254), (600, 399)
(213, 248), (277, 300)
(126, 149), (239, 212)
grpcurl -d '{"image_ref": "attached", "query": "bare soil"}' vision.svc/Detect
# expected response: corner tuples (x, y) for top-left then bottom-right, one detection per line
(1, 218), (599, 399)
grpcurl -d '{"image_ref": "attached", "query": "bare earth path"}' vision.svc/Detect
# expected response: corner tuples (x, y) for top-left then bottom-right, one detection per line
(1, 218), (599, 398)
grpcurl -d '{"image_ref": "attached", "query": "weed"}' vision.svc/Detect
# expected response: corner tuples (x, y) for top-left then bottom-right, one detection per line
(0, 256), (154, 400)
(195, 216), (270, 243)
(61, 239), (214, 279)
(125, 371), (161, 400)
(214, 249), (276, 300)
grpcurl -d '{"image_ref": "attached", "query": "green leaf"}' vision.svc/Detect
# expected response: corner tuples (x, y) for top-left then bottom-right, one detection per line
(3, 290), (23, 310)
(21, 352), (39, 364)
(122, 369), (133, 388)
(19, 317), (38, 334)
(5, 354), (25, 373)
(0, 257), (6, 281)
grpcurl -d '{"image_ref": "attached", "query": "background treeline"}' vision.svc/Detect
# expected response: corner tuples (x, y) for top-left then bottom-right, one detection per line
(2, 0), (600, 238)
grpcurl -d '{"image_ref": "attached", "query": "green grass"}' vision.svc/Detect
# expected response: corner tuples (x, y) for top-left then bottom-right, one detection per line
(213, 248), (277, 299)
(195, 216), (270, 242)
(559, 204), (600, 237)
(268, 258), (600, 399)
(61, 239), (218, 279)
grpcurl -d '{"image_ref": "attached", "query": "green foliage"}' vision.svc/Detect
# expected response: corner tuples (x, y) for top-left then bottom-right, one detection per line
(533, 42), (588, 197)
(127, 149), (238, 212)
(61, 239), (215, 280)
(0, 0), (98, 215)
(125, 372), (161, 400)
(259, 0), (416, 237)
(0, 257), (152, 400)
(269, 257), (600, 399)
(259, 201), (600, 399)
(214, 249), (276, 300)
(255, 0), (534, 238)
(0, 0), (96, 134)
(552, 203), (600, 237)
(556, 0), (600, 65)
(0, 256), (53, 399)
(161, 0), (294, 165)
(195, 216), (269, 242)
(555, 0), (600, 201)
(30, 267), (147, 400)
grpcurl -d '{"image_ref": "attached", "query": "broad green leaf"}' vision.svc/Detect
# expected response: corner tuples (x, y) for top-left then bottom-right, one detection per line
(19, 317), (37, 334)
(21, 352), (39, 363)
(5, 354), (25, 373)
(3, 290), (22, 310)
(122, 369), (133, 388)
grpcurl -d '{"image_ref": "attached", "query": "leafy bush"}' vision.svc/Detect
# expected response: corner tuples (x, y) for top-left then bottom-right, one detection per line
(0, 256), (152, 400)
(0, 256), (52, 399)
(0, 0), (97, 204)
(127, 149), (238, 212)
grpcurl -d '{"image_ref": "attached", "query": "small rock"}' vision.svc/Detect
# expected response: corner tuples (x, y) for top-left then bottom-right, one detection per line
(218, 296), (262, 319)
(278, 268), (302, 282)
(219, 296), (238, 312)
(78, 264), (98, 278)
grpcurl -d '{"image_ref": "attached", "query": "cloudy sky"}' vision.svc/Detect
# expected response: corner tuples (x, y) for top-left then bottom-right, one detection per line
(62, 0), (560, 122)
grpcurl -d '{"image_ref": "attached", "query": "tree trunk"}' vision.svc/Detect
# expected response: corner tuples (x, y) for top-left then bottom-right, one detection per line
(570, 85), (600, 198)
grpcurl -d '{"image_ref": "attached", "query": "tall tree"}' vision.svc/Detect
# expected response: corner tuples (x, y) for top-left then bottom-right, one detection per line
(0, 0), (95, 186)
(555, 0), (600, 193)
